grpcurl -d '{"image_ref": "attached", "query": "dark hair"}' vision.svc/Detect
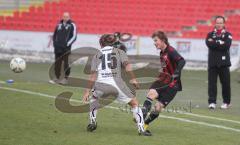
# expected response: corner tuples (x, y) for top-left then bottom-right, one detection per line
(151, 30), (169, 46)
(215, 15), (225, 23)
(114, 32), (121, 38)
(99, 34), (117, 47)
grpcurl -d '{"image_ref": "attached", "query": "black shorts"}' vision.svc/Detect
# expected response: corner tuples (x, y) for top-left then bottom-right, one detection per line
(150, 80), (178, 107)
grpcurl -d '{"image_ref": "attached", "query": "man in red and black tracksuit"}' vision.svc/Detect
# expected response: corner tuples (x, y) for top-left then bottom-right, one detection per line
(142, 30), (185, 134)
(206, 16), (232, 109)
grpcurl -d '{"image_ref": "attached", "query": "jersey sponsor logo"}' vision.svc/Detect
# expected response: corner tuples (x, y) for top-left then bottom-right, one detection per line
(101, 72), (117, 78)
(160, 54), (168, 68)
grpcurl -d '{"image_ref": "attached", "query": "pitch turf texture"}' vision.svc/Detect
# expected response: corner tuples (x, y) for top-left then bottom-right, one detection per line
(0, 60), (240, 145)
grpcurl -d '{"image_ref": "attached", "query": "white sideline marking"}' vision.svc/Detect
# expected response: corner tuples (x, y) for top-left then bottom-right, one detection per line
(1, 86), (240, 133)
(0, 86), (82, 103)
(182, 112), (240, 125)
(166, 109), (240, 125)
(159, 115), (240, 133)
(0, 80), (5, 84)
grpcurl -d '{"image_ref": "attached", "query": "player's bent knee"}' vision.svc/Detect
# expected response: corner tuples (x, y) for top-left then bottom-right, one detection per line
(147, 89), (158, 100)
(155, 102), (164, 112)
(129, 97), (139, 107)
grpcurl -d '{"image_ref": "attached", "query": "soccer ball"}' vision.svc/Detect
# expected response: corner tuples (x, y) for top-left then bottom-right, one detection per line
(10, 57), (26, 73)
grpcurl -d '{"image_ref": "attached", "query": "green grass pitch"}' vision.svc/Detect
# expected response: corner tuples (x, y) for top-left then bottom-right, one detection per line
(0, 60), (240, 145)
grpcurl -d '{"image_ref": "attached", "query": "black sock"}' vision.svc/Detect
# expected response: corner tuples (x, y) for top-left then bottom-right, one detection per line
(145, 111), (160, 125)
(142, 98), (153, 119)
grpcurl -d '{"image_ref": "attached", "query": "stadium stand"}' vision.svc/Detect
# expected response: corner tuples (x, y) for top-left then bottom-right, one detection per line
(0, 0), (240, 39)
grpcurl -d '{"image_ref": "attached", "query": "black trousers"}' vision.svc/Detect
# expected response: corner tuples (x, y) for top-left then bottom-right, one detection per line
(54, 52), (71, 79)
(208, 67), (231, 104)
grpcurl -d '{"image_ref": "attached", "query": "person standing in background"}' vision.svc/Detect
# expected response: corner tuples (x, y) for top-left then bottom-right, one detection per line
(206, 16), (232, 109)
(49, 12), (77, 84)
(113, 32), (127, 52)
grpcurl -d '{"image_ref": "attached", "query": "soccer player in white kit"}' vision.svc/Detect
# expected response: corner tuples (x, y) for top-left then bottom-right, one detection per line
(82, 34), (151, 136)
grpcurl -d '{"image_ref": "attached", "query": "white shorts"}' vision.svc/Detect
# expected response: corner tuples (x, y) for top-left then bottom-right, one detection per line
(92, 81), (135, 104)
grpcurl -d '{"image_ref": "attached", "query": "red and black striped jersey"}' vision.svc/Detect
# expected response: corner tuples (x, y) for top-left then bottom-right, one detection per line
(159, 45), (185, 91)
(160, 45), (183, 75)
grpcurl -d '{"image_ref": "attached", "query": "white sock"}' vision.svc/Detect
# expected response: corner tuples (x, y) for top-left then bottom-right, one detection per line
(132, 106), (145, 132)
(89, 96), (99, 124)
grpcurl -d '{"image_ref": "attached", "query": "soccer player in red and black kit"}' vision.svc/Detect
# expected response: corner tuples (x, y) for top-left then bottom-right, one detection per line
(142, 30), (185, 133)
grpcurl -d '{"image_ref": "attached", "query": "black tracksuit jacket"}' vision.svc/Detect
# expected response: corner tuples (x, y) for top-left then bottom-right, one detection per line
(206, 29), (232, 68)
(53, 19), (77, 54)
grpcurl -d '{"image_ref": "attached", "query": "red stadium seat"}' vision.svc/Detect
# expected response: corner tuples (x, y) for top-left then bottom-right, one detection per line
(0, 0), (240, 39)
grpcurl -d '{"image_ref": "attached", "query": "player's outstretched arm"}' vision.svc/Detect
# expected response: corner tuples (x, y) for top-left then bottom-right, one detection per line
(169, 48), (186, 79)
(124, 62), (140, 89)
(173, 58), (186, 79)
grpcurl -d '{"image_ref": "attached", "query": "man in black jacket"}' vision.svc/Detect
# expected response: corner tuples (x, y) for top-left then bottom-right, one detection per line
(206, 16), (232, 109)
(50, 12), (77, 84)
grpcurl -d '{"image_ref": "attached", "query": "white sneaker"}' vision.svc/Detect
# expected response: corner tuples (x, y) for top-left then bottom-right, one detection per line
(48, 79), (59, 84)
(59, 78), (68, 85)
(220, 103), (230, 109)
(208, 103), (216, 109)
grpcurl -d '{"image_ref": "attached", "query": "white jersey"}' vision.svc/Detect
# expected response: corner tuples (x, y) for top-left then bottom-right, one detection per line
(91, 46), (134, 103)
(91, 46), (128, 85)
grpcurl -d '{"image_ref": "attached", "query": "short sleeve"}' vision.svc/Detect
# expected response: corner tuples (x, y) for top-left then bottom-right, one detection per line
(90, 54), (99, 72)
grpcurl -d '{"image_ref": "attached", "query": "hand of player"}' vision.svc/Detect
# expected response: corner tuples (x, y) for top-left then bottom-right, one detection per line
(130, 79), (140, 89)
(82, 90), (90, 103)
(208, 38), (213, 42)
(216, 40), (225, 45)
(172, 74), (179, 79)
